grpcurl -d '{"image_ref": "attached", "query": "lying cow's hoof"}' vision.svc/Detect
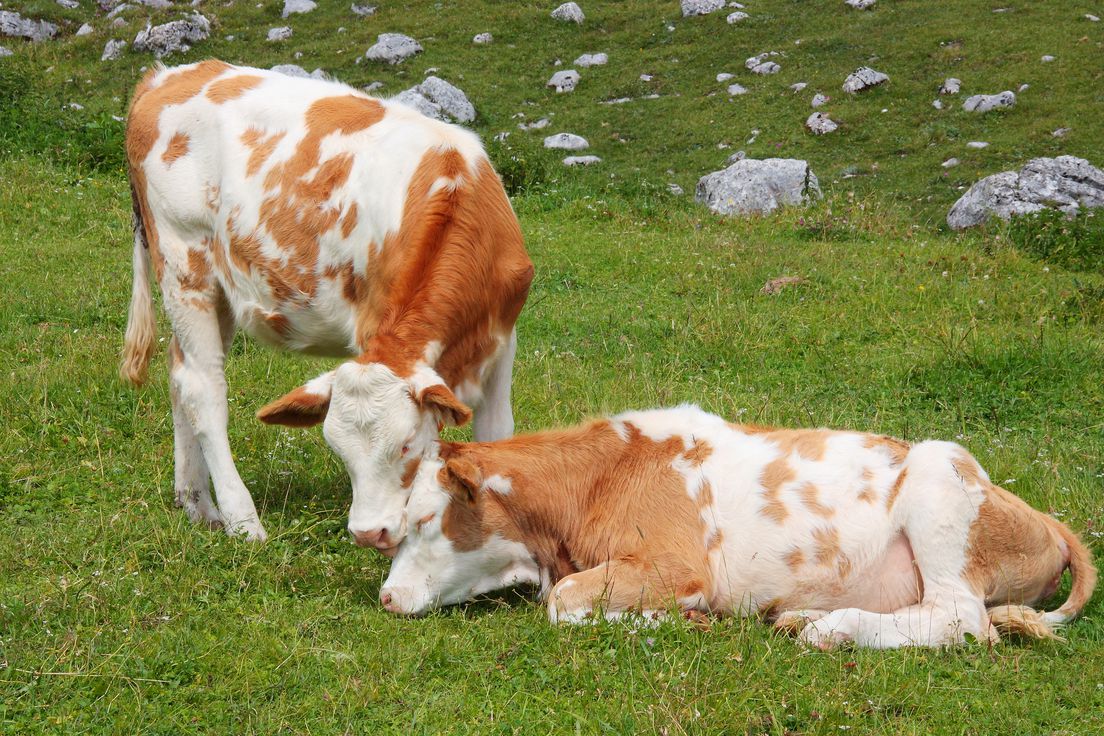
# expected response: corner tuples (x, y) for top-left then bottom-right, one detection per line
(773, 609), (829, 636)
(799, 620), (853, 651)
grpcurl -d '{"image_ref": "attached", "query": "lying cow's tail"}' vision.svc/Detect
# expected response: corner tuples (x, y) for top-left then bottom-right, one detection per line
(120, 181), (157, 386)
(988, 518), (1097, 642)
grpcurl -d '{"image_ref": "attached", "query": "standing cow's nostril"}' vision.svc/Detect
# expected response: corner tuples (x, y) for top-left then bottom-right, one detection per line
(351, 527), (395, 550)
(380, 591), (393, 607)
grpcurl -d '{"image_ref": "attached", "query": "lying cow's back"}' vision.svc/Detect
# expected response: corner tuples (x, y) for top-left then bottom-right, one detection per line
(127, 60), (525, 360)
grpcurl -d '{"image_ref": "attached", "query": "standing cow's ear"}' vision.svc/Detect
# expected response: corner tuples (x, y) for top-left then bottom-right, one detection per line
(444, 456), (482, 505)
(256, 371), (334, 427)
(416, 384), (473, 428)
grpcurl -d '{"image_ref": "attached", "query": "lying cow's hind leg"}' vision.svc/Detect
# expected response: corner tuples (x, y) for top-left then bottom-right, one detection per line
(163, 282), (266, 541)
(472, 328), (517, 442)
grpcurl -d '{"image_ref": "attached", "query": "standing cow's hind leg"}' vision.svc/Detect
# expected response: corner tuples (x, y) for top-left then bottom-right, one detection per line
(167, 336), (220, 528)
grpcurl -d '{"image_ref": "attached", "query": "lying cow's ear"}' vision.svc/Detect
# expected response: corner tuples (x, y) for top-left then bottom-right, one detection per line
(417, 384), (473, 428)
(445, 457), (482, 505)
(256, 372), (334, 427)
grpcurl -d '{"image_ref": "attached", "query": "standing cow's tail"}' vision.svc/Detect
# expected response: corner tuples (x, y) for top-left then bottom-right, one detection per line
(120, 181), (157, 386)
(988, 518), (1097, 642)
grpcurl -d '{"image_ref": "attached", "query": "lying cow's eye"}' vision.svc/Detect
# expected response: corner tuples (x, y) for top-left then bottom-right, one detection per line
(400, 444), (410, 456)
(416, 513), (436, 530)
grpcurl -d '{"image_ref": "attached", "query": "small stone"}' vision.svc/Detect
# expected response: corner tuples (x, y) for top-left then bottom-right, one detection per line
(790, 82), (807, 92)
(351, 3), (376, 16)
(365, 33), (422, 64)
(551, 2), (584, 23)
(717, 72), (734, 82)
(745, 52), (780, 75)
(136, 0), (171, 7)
(668, 183), (685, 196)
(76, 23), (94, 36)
(101, 38), (126, 60)
(111, 17), (127, 28)
(966, 141), (989, 149)
(640, 73), (653, 82)
(1018, 83), (1029, 92)
(726, 11), (749, 23)
(282, 0), (316, 18)
(805, 112), (838, 135)
(564, 155), (601, 166)
(544, 133), (589, 150)
(845, 0), (876, 8)
(940, 77), (961, 95)
(106, 4), (130, 18)
(942, 158), (959, 168)
(601, 97), (631, 105)
(574, 52), (608, 67)
(547, 69), (580, 93)
(0, 46), (12, 57)
(932, 99), (944, 110)
(727, 83), (747, 96)
(726, 150), (747, 165)
(472, 32), (492, 44)
(842, 66), (888, 93)
(1052, 127), (1071, 138)
(68, 102), (85, 110)
(57, 0), (80, 9)
(267, 26), (292, 42)
(1087, 14), (1100, 22)
(518, 117), (550, 131)
(364, 81), (384, 92)
(682, 0), (725, 16)
(1040, 54), (1055, 63)
(962, 91), (1015, 113)
(811, 93), (828, 108)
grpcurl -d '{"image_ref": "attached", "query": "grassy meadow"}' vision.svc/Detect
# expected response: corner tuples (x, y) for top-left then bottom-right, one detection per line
(2, 1), (1103, 733)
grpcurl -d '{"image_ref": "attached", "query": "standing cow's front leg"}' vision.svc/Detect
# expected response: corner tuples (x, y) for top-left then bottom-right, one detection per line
(547, 557), (712, 624)
(472, 328), (517, 442)
(163, 282), (266, 541)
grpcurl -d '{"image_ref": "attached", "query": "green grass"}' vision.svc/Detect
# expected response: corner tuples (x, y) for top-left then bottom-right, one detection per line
(2, 0), (1104, 733)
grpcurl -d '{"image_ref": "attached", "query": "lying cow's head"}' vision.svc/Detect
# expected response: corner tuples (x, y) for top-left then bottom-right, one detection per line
(379, 451), (538, 615)
(256, 360), (471, 553)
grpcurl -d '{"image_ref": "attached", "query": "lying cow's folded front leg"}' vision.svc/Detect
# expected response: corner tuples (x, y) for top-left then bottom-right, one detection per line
(546, 558), (711, 625)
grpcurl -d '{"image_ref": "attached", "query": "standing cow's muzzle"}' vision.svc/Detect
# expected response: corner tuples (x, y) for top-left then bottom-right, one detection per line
(350, 526), (400, 556)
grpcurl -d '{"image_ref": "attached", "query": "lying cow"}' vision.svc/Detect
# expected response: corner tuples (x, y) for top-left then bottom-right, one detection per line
(121, 60), (533, 544)
(381, 406), (1096, 648)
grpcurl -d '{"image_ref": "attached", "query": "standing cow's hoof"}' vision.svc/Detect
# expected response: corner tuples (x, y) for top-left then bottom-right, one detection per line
(224, 517), (268, 542)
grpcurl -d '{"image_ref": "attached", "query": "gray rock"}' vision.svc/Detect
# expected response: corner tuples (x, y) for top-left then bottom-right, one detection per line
(412, 76), (476, 123)
(547, 69), (580, 93)
(518, 117), (550, 131)
(942, 158), (959, 168)
(564, 155), (601, 166)
(271, 64), (326, 79)
(805, 112), (838, 134)
(364, 81), (384, 92)
(962, 91), (1015, 113)
(639, 73), (653, 81)
(940, 77), (961, 95)
(101, 38), (126, 60)
(726, 150), (747, 165)
(472, 32), (492, 44)
(76, 23), (95, 36)
(351, 3), (377, 16)
(601, 97), (632, 105)
(1040, 54), (1055, 63)
(551, 2), (584, 23)
(947, 156), (1104, 229)
(282, 0), (316, 18)
(1052, 127), (1071, 138)
(842, 66), (888, 93)
(267, 27), (293, 42)
(0, 11), (59, 42)
(1018, 83), (1029, 92)
(682, 0), (725, 16)
(696, 158), (822, 216)
(932, 99), (944, 110)
(727, 83), (747, 95)
(106, 3), (131, 18)
(845, 0), (876, 8)
(0, 46), (12, 57)
(745, 52), (780, 75)
(790, 82), (807, 92)
(365, 33), (422, 64)
(966, 141), (989, 149)
(1087, 14), (1100, 22)
(717, 72), (734, 82)
(393, 88), (442, 119)
(727, 11), (749, 23)
(574, 52), (607, 67)
(137, 0), (172, 7)
(133, 14), (209, 58)
(57, 0), (80, 9)
(811, 93), (828, 108)
(544, 133), (589, 150)
(668, 183), (685, 196)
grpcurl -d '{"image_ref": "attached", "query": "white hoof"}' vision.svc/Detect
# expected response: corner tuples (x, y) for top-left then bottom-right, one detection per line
(224, 517), (268, 542)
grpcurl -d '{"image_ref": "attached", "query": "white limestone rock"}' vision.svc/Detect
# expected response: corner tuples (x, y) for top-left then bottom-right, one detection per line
(551, 2), (584, 23)
(544, 133), (589, 151)
(518, 117), (550, 131)
(967, 141), (989, 149)
(727, 11), (749, 23)
(845, 0), (876, 8)
(947, 156), (1104, 229)
(696, 158), (822, 216)
(745, 52), (780, 75)
(57, 0), (81, 9)
(843, 66), (888, 93)
(805, 112), (838, 135)
(942, 158), (959, 168)
(932, 99), (944, 110)
(1040, 54), (1055, 63)
(727, 83), (747, 95)
(790, 82), (807, 92)
(282, 0), (316, 18)
(267, 26), (293, 42)
(365, 33), (422, 64)
(940, 77), (961, 95)
(415, 76), (476, 123)
(132, 14), (210, 58)
(0, 11), (59, 42)
(351, 3), (377, 16)
(574, 52), (607, 67)
(101, 38), (126, 60)
(0, 45), (13, 57)
(564, 155), (601, 166)
(1087, 14), (1100, 22)
(1052, 127), (1071, 138)
(682, 0), (725, 16)
(962, 91), (1015, 113)
(76, 23), (95, 36)
(473, 32), (492, 44)
(547, 69), (580, 93)
(717, 72), (734, 82)
(811, 93), (828, 108)
(271, 64), (326, 79)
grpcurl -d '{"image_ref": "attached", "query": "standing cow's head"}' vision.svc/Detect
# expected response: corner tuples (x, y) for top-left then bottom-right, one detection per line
(256, 360), (471, 554)
(379, 450), (539, 615)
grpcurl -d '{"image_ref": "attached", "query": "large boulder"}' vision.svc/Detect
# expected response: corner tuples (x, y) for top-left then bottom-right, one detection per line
(0, 11), (59, 42)
(947, 156), (1104, 230)
(696, 158), (822, 216)
(133, 15), (210, 58)
(365, 33), (422, 64)
(395, 76), (476, 123)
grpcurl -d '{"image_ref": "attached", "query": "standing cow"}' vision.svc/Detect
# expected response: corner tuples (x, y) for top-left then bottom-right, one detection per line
(121, 60), (533, 545)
